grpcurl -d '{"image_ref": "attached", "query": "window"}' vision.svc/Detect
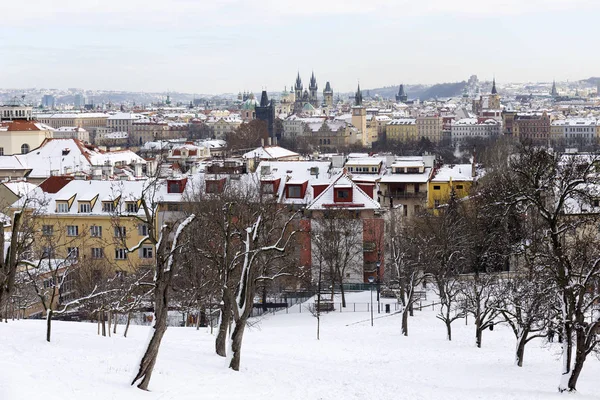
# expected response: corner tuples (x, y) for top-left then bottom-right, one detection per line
(79, 202), (91, 213)
(0, 147), (4, 156)
(90, 225), (102, 237)
(91, 248), (104, 259)
(42, 247), (54, 258)
(140, 246), (153, 259)
(287, 185), (302, 198)
(138, 224), (149, 236)
(115, 248), (127, 260)
(57, 202), (69, 213)
(337, 189), (350, 199)
(206, 181), (221, 194)
(21, 143), (30, 154)
(262, 183), (274, 194)
(114, 226), (126, 237)
(102, 202), (115, 213)
(126, 202), (138, 213)
(42, 225), (54, 236)
(456, 185), (464, 190)
(67, 247), (79, 259)
(433, 185), (441, 190)
(66, 225), (79, 236)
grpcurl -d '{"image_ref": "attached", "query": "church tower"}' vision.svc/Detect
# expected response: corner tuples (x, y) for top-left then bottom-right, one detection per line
(323, 81), (333, 108)
(551, 80), (558, 98)
(309, 71), (318, 107)
(351, 83), (367, 147)
(489, 77), (501, 109)
(396, 84), (408, 103)
(294, 73), (303, 101)
(255, 90), (275, 139)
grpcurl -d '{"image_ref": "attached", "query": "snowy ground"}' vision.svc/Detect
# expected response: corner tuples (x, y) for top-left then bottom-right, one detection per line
(1, 291), (600, 400)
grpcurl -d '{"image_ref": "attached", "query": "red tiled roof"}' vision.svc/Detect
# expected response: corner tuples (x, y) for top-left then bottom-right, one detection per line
(38, 176), (75, 194)
(1, 120), (46, 132)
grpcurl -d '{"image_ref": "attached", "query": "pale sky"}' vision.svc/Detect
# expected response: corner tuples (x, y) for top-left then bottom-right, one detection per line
(1, 0), (598, 94)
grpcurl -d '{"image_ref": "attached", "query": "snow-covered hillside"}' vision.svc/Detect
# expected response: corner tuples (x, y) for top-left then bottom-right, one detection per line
(1, 291), (599, 400)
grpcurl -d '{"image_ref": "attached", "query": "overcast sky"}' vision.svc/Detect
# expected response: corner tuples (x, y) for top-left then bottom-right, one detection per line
(1, 0), (598, 94)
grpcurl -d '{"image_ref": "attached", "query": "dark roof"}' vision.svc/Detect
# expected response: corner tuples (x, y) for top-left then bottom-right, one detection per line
(39, 176), (75, 194)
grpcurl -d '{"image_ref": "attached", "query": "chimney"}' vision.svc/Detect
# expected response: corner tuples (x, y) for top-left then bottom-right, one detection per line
(261, 138), (265, 147)
(134, 162), (143, 178)
(268, 137), (272, 146)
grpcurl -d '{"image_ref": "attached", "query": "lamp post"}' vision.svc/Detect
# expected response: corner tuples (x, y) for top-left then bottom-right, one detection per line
(368, 276), (374, 327)
(376, 251), (381, 314)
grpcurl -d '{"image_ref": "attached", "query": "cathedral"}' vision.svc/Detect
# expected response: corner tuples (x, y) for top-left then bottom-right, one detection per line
(293, 72), (320, 114)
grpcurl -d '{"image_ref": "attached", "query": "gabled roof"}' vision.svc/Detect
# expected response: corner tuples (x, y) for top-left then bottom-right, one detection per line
(308, 173), (380, 211)
(242, 146), (300, 160)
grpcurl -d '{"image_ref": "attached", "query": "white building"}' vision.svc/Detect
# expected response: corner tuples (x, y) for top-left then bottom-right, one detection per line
(53, 127), (90, 142)
(450, 118), (502, 142)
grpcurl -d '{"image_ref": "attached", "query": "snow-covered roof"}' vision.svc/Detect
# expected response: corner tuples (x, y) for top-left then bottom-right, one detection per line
(2, 181), (37, 197)
(9, 139), (145, 178)
(431, 164), (473, 182)
(242, 146), (300, 160)
(308, 173), (380, 211)
(380, 167), (432, 184)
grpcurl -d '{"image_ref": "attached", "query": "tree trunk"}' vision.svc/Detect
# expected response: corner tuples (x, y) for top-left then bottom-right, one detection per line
(401, 307), (409, 336)
(515, 331), (527, 367)
(558, 325), (574, 392)
(108, 311), (112, 337)
(131, 279), (169, 390)
(113, 313), (118, 334)
(216, 295), (231, 357)
(339, 280), (346, 308)
(101, 311), (106, 337)
(445, 320), (452, 341)
(475, 321), (483, 348)
(124, 311), (132, 338)
(46, 309), (53, 342)
(229, 320), (247, 371)
(563, 327), (587, 392)
(196, 307), (201, 331)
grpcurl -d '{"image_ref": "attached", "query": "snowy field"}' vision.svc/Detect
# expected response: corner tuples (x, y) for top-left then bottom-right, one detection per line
(1, 291), (600, 400)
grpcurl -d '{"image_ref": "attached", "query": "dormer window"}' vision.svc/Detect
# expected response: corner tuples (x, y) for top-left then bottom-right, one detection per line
(56, 202), (69, 213)
(79, 202), (91, 213)
(334, 187), (353, 202)
(287, 185), (302, 198)
(262, 182), (274, 194)
(126, 202), (139, 213)
(102, 202), (116, 213)
(337, 189), (350, 199)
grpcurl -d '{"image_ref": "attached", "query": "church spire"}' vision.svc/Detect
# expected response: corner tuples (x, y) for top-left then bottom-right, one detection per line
(551, 80), (558, 97)
(491, 77), (497, 95)
(355, 83), (363, 106)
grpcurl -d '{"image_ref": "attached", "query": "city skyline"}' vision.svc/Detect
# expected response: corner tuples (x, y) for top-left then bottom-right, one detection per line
(2, 0), (599, 94)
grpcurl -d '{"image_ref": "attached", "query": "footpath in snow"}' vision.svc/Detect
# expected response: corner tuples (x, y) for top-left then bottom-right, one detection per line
(1, 291), (599, 400)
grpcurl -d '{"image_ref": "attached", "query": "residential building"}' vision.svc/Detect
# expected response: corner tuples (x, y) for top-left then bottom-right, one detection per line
(0, 120), (54, 155)
(416, 115), (443, 143)
(428, 164), (474, 209)
(35, 113), (109, 130)
(53, 127), (90, 142)
(107, 112), (142, 135)
(379, 156), (434, 217)
(1, 97), (33, 121)
(305, 120), (355, 150)
(450, 118), (502, 142)
(513, 112), (551, 142)
(386, 118), (417, 142)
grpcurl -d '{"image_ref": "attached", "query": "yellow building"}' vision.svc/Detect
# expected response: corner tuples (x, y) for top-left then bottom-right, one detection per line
(0, 120), (54, 155)
(416, 116), (443, 143)
(427, 164), (474, 209)
(351, 106), (367, 146)
(386, 118), (417, 142)
(12, 178), (191, 273)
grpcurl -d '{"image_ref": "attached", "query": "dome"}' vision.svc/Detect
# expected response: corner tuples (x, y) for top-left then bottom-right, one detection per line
(242, 98), (258, 110)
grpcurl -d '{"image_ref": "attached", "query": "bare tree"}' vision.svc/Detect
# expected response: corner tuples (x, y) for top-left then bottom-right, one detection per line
(387, 213), (427, 336)
(311, 211), (363, 308)
(494, 145), (600, 392)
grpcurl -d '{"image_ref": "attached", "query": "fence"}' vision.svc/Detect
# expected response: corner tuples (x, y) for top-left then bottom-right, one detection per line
(251, 299), (441, 316)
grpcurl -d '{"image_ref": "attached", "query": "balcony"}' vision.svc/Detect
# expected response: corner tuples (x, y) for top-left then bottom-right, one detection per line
(385, 191), (426, 199)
